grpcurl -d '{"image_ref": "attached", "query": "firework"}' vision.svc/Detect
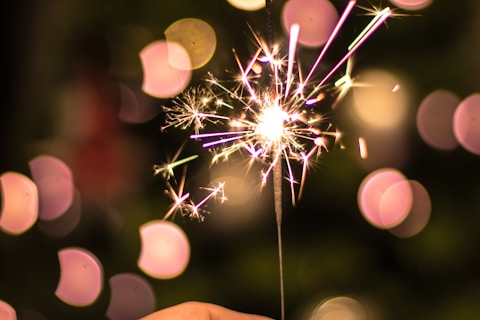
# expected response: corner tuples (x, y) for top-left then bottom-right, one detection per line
(160, 1), (392, 318)
(166, 1), (391, 203)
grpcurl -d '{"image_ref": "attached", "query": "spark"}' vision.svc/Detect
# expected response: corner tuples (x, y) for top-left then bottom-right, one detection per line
(154, 152), (225, 221)
(163, 178), (190, 220)
(333, 56), (355, 107)
(166, 2), (392, 203)
(358, 136), (368, 159)
(357, 4), (413, 19)
(161, 87), (230, 134)
(162, 169), (226, 222)
(153, 154), (199, 178)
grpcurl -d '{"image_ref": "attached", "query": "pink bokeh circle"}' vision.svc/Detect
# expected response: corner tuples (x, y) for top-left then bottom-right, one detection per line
(357, 168), (412, 229)
(0, 171), (38, 235)
(416, 89), (459, 151)
(0, 300), (16, 320)
(55, 247), (104, 307)
(106, 273), (156, 320)
(453, 93), (480, 155)
(282, 0), (338, 47)
(140, 40), (192, 98)
(389, 0), (432, 11)
(137, 220), (190, 279)
(389, 180), (431, 238)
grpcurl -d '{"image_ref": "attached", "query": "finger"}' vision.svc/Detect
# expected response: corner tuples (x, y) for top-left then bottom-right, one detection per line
(208, 303), (274, 320)
(139, 301), (274, 320)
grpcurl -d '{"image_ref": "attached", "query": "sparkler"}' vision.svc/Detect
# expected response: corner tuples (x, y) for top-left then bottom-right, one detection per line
(160, 1), (392, 319)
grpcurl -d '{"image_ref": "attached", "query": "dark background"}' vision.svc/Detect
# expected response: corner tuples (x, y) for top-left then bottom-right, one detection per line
(2, 1), (480, 319)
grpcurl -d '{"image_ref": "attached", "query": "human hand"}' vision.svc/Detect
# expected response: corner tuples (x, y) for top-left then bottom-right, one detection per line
(140, 301), (274, 320)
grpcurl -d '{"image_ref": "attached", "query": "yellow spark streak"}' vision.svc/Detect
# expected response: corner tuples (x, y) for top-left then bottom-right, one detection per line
(298, 145), (318, 200)
(153, 155), (199, 177)
(196, 182), (226, 209)
(333, 56), (355, 107)
(163, 173), (189, 220)
(358, 137), (368, 159)
(234, 47), (262, 99)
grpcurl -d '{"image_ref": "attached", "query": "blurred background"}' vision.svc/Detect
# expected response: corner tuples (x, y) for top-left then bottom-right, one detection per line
(2, 0), (480, 319)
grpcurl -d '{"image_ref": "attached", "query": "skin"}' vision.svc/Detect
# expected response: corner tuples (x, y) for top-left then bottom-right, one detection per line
(140, 301), (274, 320)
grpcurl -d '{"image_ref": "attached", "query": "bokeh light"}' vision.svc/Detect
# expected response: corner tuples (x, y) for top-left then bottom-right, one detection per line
(137, 220), (190, 279)
(416, 89), (459, 151)
(0, 300), (16, 320)
(117, 82), (161, 124)
(282, 0), (338, 48)
(389, 0), (432, 11)
(28, 155), (74, 221)
(352, 69), (408, 129)
(310, 296), (367, 320)
(208, 164), (270, 231)
(106, 273), (156, 320)
(0, 171), (38, 235)
(227, 0), (265, 11)
(36, 188), (82, 238)
(140, 40), (192, 98)
(379, 179), (413, 228)
(211, 175), (251, 207)
(357, 168), (412, 229)
(453, 93), (480, 155)
(389, 180), (431, 238)
(165, 18), (216, 70)
(55, 247), (104, 307)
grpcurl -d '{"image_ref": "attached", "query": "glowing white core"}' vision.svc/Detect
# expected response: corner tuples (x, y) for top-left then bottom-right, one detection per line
(257, 107), (287, 142)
